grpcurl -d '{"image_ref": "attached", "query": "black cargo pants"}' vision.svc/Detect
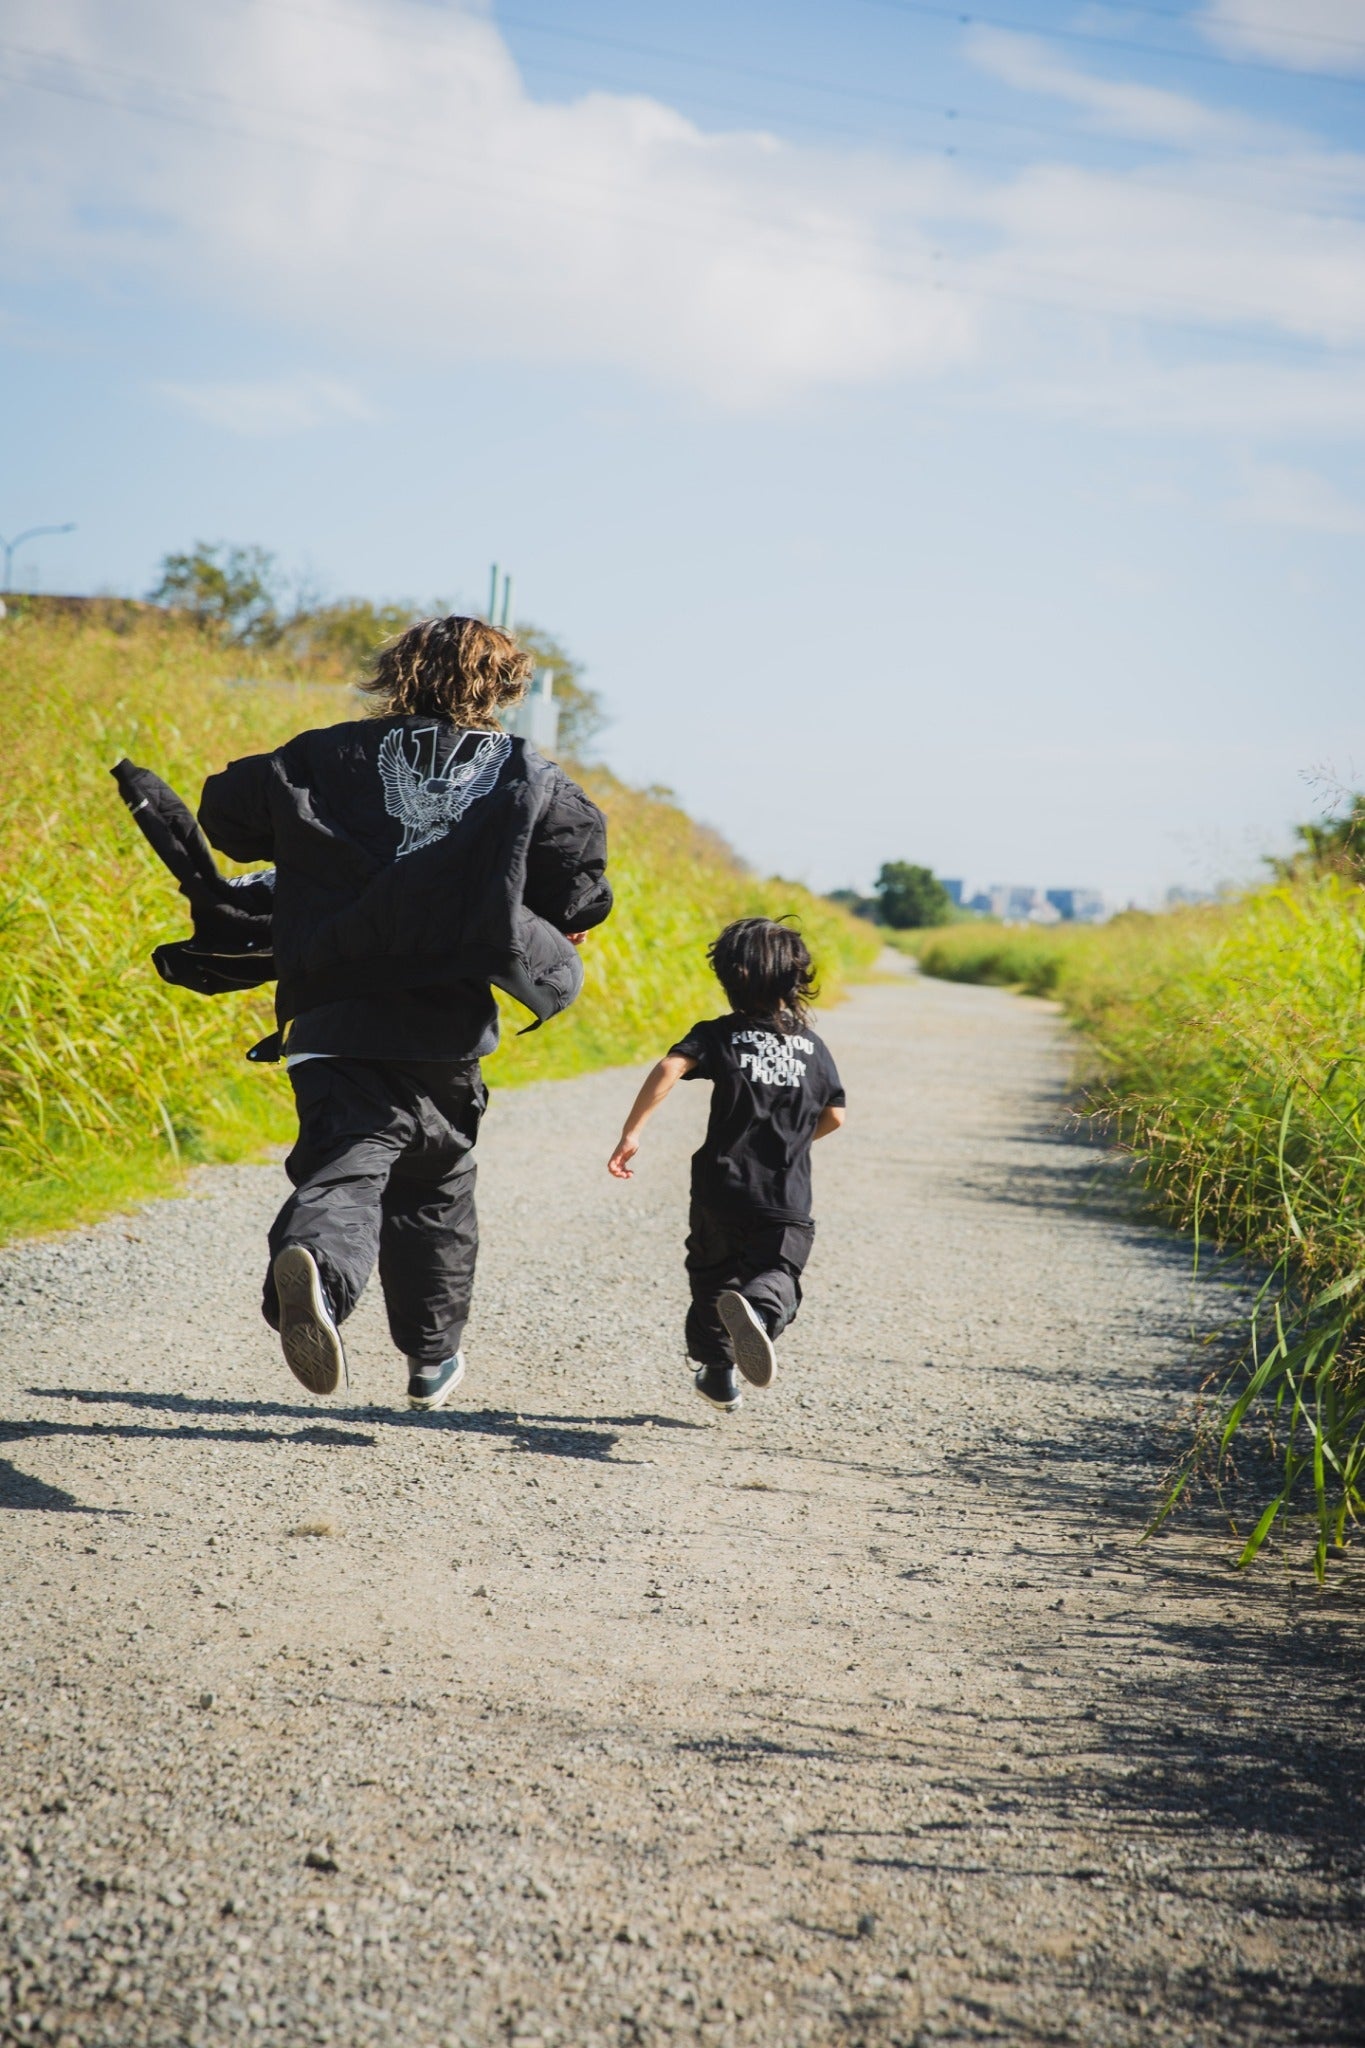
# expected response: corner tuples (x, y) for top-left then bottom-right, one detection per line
(684, 1202), (815, 1369)
(262, 1057), (485, 1367)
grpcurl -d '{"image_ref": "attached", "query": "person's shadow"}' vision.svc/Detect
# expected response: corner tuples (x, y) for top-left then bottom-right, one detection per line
(1, 1389), (704, 1511)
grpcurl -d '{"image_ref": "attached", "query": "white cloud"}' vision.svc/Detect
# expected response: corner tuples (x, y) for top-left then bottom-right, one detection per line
(1, 0), (1364, 426)
(1232, 459), (1365, 532)
(157, 374), (376, 436)
(968, 27), (1285, 149)
(1200, 1), (1365, 76)
(0, 0), (974, 406)
(966, 159), (1365, 351)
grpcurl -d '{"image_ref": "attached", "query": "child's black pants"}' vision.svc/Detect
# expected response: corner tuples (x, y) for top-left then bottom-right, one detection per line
(262, 1056), (484, 1367)
(684, 1203), (814, 1367)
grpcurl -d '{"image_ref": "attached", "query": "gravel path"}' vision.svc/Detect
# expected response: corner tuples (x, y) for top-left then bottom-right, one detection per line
(2, 968), (1363, 2048)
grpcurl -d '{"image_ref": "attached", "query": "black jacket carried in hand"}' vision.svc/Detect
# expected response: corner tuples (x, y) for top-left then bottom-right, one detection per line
(197, 714), (611, 1040)
(112, 758), (277, 995)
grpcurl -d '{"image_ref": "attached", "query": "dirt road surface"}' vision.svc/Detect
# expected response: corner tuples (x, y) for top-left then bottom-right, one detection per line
(2, 971), (1363, 2048)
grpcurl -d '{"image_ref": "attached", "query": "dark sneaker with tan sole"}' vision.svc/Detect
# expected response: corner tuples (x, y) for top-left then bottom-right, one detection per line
(717, 1290), (776, 1389)
(694, 1364), (742, 1412)
(273, 1246), (347, 1396)
(407, 1352), (466, 1411)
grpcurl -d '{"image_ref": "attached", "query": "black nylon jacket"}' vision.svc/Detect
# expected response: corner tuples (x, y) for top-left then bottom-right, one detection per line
(112, 758), (277, 994)
(197, 715), (611, 1035)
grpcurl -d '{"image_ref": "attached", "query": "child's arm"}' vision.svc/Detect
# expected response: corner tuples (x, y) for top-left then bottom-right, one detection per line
(608, 1053), (696, 1179)
(814, 1104), (846, 1140)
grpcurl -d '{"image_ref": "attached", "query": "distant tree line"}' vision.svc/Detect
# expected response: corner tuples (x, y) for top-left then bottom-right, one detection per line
(148, 542), (606, 758)
(828, 861), (954, 930)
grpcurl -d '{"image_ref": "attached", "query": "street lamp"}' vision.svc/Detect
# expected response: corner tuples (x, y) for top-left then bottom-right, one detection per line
(0, 523), (77, 592)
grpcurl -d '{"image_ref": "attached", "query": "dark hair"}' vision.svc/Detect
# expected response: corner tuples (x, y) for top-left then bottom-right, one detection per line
(361, 614), (533, 726)
(708, 917), (817, 1030)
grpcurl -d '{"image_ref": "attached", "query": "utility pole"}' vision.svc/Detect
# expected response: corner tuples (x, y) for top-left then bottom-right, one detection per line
(487, 563), (513, 630)
(0, 523), (76, 593)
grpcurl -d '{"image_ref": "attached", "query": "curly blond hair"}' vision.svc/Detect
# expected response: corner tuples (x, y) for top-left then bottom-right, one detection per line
(361, 615), (533, 727)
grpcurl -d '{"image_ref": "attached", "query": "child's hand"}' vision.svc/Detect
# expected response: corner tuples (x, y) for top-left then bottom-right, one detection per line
(607, 1133), (639, 1179)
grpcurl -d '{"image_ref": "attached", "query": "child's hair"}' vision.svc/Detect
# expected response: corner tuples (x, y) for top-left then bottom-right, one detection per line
(708, 917), (817, 1030)
(361, 615), (533, 727)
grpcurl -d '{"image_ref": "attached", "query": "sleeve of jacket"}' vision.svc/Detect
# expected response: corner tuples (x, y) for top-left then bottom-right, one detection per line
(524, 771), (613, 933)
(198, 752), (276, 864)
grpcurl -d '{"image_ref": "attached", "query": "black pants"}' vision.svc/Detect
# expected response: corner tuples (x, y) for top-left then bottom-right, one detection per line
(263, 1058), (485, 1367)
(684, 1203), (815, 1368)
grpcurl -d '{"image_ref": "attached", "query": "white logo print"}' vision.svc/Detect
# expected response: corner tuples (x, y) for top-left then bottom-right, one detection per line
(378, 725), (511, 858)
(732, 1028), (814, 1088)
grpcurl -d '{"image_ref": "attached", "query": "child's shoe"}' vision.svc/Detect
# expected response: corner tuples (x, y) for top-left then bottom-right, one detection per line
(717, 1290), (776, 1389)
(694, 1364), (742, 1413)
(407, 1351), (466, 1412)
(273, 1246), (348, 1396)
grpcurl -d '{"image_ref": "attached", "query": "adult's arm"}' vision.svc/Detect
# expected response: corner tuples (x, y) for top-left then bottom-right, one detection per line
(199, 753), (276, 864)
(524, 771), (612, 934)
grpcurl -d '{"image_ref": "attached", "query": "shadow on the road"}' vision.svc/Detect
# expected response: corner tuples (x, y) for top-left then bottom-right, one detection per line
(2, 1414), (375, 1450)
(18, 1388), (658, 1462)
(925, 1282), (1365, 2039)
(0, 1455), (128, 1514)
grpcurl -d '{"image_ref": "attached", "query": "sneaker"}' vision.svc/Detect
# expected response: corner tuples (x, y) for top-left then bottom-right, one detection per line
(694, 1364), (742, 1413)
(407, 1351), (466, 1412)
(273, 1246), (347, 1396)
(717, 1290), (776, 1389)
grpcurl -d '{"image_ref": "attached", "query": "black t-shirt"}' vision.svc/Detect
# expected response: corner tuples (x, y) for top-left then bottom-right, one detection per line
(668, 1012), (846, 1223)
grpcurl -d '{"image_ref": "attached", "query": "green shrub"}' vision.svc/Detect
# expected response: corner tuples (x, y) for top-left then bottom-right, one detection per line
(909, 919), (1102, 995)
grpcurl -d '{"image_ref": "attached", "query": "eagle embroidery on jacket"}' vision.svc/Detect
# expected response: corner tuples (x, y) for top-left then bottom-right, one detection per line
(378, 725), (512, 858)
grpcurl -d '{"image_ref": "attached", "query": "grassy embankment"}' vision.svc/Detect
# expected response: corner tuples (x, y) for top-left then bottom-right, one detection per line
(910, 899), (1365, 1573)
(0, 611), (876, 1241)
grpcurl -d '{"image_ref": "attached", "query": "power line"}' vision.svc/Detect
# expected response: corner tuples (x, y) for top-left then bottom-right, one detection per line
(248, 0), (1135, 147)
(228, 0), (1365, 218)
(502, 47), (1365, 227)
(190, 3), (1365, 218)
(8, 30), (1365, 228)
(851, 0), (1365, 90)
(3, 46), (1362, 352)
(1039, 0), (1365, 62)
(254, 0), (1365, 129)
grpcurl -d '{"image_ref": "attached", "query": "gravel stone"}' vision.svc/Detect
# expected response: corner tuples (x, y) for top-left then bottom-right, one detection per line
(1, 969), (1362, 2046)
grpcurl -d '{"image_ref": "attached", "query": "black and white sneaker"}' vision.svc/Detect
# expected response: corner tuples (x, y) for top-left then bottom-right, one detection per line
(407, 1352), (466, 1412)
(717, 1290), (776, 1389)
(273, 1246), (347, 1396)
(694, 1364), (742, 1413)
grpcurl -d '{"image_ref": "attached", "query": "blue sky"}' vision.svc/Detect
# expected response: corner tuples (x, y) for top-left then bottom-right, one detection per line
(4, 0), (1365, 901)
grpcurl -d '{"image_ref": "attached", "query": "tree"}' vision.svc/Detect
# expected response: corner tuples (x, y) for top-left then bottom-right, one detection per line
(148, 546), (609, 755)
(827, 887), (878, 922)
(874, 861), (952, 929)
(149, 542), (282, 645)
(1271, 795), (1365, 885)
(279, 598), (421, 679)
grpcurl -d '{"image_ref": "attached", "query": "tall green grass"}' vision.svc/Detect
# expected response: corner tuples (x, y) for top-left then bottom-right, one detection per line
(916, 896), (1365, 1575)
(906, 918), (1103, 996)
(0, 611), (876, 1240)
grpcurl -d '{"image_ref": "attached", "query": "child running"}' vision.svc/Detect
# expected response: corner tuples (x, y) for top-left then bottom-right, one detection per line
(607, 917), (845, 1411)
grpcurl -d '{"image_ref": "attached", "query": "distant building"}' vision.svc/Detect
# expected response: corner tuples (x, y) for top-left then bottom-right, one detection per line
(940, 877), (964, 907)
(1045, 888), (1106, 924)
(1165, 884), (1213, 908)
(967, 891), (993, 915)
(990, 885), (1046, 923)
